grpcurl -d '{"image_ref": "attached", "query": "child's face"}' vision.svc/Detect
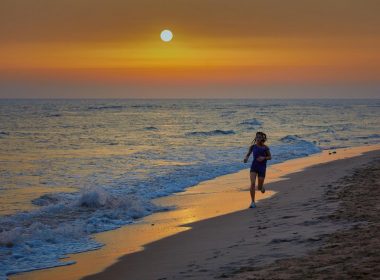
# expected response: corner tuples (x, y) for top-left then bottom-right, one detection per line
(256, 134), (264, 143)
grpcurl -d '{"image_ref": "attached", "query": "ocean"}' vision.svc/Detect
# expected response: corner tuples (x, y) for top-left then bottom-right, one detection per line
(0, 99), (379, 278)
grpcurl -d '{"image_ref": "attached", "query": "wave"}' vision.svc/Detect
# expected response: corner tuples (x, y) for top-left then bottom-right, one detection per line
(185, 130), (235, 136)
(220, 110), (236, 117)
(301, 123), (354, 135)
(0, 131), (9, 137)
(280, 135), (304, 143)
(277, 135), (321, 158)
(0, 187), (168, 278)
(131, 104), (161, 108)
(321, 145), (349, 150)
(356, 133), (380, 139)
(45, 113), (62, 118)
(239, 118), (263, 126)
(87, 105), (124, 110)
(144, 126), (159, 130)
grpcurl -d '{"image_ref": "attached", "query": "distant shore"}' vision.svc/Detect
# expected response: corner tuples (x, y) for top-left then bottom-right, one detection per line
(12, 144), (380, 280)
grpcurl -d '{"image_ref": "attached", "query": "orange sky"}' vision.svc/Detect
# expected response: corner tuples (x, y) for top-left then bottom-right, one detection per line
(0, 0), (379, 92)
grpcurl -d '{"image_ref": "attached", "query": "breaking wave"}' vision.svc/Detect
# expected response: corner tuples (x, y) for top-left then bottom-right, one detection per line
(185, 130), (236, 136)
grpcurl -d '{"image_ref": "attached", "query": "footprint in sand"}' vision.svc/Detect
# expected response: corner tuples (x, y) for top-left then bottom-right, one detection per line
(281, 215), (297, 219)
(270, 237), (299, 244)
(257, 225), (268, 229)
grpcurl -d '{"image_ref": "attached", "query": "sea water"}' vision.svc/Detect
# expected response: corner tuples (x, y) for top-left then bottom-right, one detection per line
(0, 99), (379, 278)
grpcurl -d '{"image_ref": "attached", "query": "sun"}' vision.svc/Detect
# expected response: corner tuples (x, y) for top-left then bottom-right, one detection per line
(160, 29), (173, 42)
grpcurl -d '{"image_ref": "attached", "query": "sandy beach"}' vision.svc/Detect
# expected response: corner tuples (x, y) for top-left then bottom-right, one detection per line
(229, 155), (380, 279)
(76, 146), (379, 280)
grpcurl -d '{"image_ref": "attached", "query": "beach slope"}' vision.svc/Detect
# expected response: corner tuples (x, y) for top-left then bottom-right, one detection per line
(229, 155), (380, 279)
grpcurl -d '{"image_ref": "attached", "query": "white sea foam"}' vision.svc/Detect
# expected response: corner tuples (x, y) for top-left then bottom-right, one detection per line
(0, 186), (168, 279)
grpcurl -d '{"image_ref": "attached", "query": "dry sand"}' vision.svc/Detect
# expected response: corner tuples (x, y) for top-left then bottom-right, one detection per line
(228, 156), (380, 280)
(80, 148), (380, 280)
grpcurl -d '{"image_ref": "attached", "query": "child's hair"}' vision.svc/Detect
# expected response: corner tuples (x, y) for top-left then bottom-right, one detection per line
(251, 131), (267, 145)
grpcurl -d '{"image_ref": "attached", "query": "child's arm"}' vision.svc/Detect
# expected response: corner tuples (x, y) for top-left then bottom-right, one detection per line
(243, 145), (254, 163)
(265, 147), (272, 161)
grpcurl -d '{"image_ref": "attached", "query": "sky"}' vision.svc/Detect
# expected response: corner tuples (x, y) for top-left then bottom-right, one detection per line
(0, 0), (379, 98)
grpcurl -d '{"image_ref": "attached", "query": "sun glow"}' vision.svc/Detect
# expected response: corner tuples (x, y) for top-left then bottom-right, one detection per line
(160, 30), (173, 42)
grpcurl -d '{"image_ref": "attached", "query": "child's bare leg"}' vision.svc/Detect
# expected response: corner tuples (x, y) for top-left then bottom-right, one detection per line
(250, 172), (257, 202)
(258, 177), (265, 193)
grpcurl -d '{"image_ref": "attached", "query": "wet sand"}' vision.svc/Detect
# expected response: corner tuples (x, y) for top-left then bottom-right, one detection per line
(80, 146), (380, 280)
(11, 145), (380, 280)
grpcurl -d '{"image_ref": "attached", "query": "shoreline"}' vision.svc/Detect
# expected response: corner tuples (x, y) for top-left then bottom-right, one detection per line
(11, 144), (380, 280)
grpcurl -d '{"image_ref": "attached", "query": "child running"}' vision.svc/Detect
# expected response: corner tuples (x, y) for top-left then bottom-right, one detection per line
(243, 131), (272, 208)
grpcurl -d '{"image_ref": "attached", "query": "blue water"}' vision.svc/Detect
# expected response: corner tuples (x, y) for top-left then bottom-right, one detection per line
(0, 99), (379, 279)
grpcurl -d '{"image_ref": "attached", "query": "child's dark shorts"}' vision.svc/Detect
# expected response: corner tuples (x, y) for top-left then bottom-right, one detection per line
(250, 163), (266, 178)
